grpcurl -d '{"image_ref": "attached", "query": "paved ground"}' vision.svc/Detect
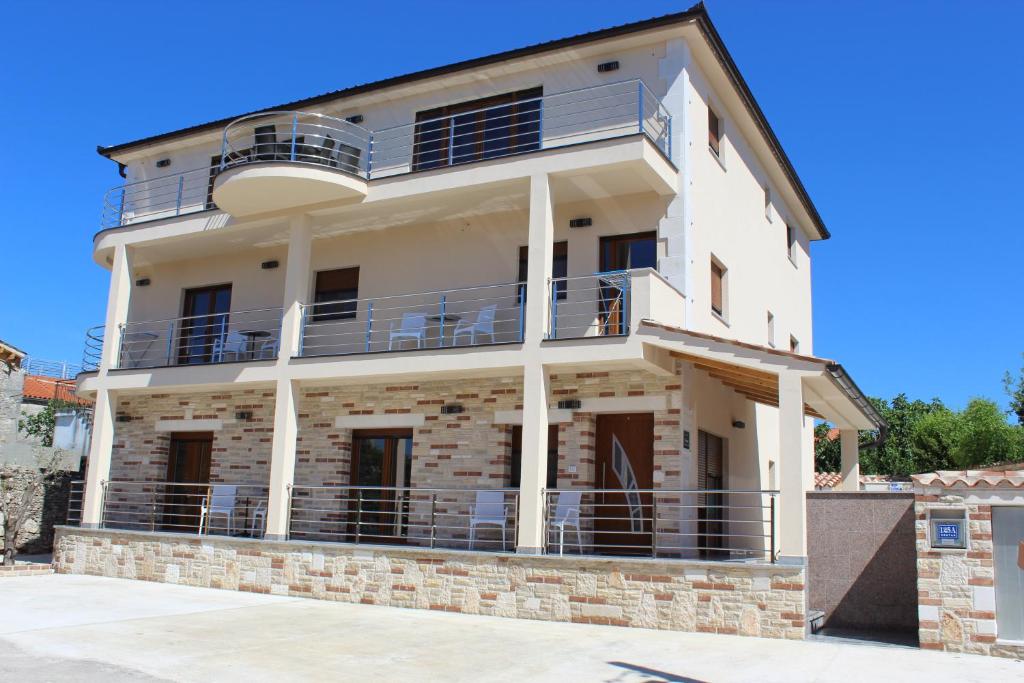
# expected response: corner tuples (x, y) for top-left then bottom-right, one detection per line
(1, 575), (1020, 682)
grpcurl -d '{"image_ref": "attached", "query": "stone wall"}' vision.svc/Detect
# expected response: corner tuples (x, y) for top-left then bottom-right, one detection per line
(915, 493), (1024, 659)
(0, 468), (74, 555)
(54, 526), (806, 639)
(0, 367), (24, 451)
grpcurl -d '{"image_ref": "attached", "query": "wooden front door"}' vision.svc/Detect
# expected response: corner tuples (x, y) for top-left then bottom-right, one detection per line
(698, 430), (725, 558)
(178, 284), (232, 364)
(349, 429), (413, 543)
(163, 432), (213, 532)
(594, 413), (654, 554)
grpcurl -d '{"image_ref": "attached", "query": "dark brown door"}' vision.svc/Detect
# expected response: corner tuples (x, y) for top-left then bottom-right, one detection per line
(163, 432), (213, 532)
(598, 232), (656, 335)
(350, 429), (413, 543)
(594, 413), (654, 555)
(178, 284), (232, 364)
(698, 430), (725, 558)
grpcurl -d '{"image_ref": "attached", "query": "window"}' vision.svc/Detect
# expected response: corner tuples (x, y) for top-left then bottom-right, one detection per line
(790, 335), (800, 354)
(518, 241), (567, 302)
(509, 425), (559, 489)
(313, 267), (359, 321)
(599, 232), (657, 272)
(767, 311), (775, 347)
(413, 87), (542, 171)
(710, 259), (726, 318)
(764, 185), (772, 222)
(708, 107), (722, 156)
(786, 224), (797, 262)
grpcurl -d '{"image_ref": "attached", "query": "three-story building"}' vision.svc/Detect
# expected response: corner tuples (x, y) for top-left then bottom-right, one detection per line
(61, 4), (884, 639)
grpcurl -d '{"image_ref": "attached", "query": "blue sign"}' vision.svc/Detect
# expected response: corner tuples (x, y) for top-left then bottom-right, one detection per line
(936, 523), (960, 541)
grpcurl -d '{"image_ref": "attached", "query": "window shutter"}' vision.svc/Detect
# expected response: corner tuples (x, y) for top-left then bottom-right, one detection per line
(710, 262), (723, 315)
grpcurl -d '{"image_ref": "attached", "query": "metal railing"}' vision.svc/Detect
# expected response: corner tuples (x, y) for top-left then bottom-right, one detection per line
(100, 81), (671, 229)
(299, 282), (525, 356)
(548, 271), (631, 339)
(82, 326), (104, 372)
(114, 308), (282, 369)
(543, 489), (777, 562)
(288, 486), (519, 552)
(21, 357), (83, 379)
(369, 79), (670, 179)
(66, 480), (84, 526)
(99, 481), (270, 537)
(221, 111), (372, 176)
(102, 166), (215, 229)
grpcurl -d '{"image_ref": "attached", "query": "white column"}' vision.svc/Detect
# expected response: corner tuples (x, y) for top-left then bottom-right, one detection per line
(677, 361), (699, 558)
(517, 174), (554, 553)
(265, 379), (299, 540)
(839, 429), (860, 492)
(81, 243), (133, 527)
(777, 372), (810, 562)
(264, 216), (312, 540)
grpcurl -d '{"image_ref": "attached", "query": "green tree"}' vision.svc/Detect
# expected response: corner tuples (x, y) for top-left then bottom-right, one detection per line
(950, 399), (1024, 467)
(18, 399), (74, 448)
(1004, 354), (1024, 425)
(858, 394), (948, 476)
(814, 422), (841, 473)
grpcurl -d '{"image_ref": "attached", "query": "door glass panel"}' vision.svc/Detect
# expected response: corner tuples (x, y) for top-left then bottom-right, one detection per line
(179, 285), (231, 364)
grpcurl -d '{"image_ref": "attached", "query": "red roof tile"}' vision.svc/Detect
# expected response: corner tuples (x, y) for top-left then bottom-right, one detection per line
(21, 376), (90, 405)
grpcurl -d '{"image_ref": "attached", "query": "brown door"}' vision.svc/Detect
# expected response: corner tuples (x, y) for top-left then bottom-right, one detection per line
(163, 432), (213, 532)
(178, 284), (232, 364)
(594, 413), (654, 555)
(698, 430), (725, 558)
(350, 429), (413, 543)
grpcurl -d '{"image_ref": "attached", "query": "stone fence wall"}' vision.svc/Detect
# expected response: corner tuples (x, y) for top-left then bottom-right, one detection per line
(54, 527), (807, 639)
(1, 469), (74, 556)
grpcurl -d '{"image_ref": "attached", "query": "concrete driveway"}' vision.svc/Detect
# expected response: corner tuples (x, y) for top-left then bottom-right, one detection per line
(1, 574), (1020, 682)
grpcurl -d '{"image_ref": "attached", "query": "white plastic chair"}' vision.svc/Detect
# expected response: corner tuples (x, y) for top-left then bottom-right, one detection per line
(452, 304), (497, 345)
(388, 312), (428, 350)
(250, 500), (267, 538)
(212, 331), (247, 361)
(551, 490), (582, 555)
(468, 490), (510, 550)
(199, 485), (238, 536)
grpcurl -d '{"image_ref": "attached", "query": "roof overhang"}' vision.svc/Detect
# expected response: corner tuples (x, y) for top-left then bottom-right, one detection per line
(638, 321), (884, 430)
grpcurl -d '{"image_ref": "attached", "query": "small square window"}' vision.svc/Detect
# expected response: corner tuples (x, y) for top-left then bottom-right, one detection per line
(764, 186), (772, 222)
(313, 267), (359, 321)
(708, 107), (722, 157)
(789, 335), (800, 354)
(767, 311), (775, 347)
(786, 224), (797, 262)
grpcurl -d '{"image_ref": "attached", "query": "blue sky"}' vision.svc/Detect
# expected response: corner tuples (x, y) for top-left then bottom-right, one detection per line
(1, 1), (1021, 410)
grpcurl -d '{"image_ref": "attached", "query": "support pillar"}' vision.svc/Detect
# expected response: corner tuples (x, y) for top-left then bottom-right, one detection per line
(777, 372), (810, 562)
(81, 243), (133, 527)
(517, 174), (554, 554)
(264, 215), (312, 540)
(839, 429), (860, 492)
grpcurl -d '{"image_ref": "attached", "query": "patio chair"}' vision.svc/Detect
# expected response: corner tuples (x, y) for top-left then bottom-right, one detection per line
(250, 500), (267, 538)
(336, 143), (362, 174)
(451, 304), (497, 346)
(199, 485), (238, 536)
(253, 125), (277, 161)
(550, 490), (582, 555)
(211, 331), (247, 362)
(388, 312), (428, 350)
(468, 490), (510, 551)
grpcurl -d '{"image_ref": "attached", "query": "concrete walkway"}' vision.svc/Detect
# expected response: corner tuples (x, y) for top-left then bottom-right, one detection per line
(1, 575), (1020, 682)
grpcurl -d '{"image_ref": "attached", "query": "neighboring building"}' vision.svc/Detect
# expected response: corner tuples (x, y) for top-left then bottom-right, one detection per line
(63, 5), (884, 638)
(913, 467), (1024, 658)
(0, 339), (27, 452)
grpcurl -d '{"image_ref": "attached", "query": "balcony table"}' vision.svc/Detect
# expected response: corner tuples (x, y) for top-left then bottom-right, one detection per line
(238, 330), (271, 360)
(427, 313), (462, 347)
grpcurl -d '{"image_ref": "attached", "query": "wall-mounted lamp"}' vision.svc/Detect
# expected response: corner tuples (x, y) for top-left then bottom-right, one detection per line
(135, 278), (151, 287)
(261, 260), (279, 270)
(557, 399), (582, 410)
(569, 217), (592, 228)
(235, 410), (253, 421)
(345, 114), (364, 124)
(597, 60), (620, 73)
(156, 159), (171, 168)
(115, 415), (133, 423)
(441, 404), (464, 415)
(732, 420), (746, 429)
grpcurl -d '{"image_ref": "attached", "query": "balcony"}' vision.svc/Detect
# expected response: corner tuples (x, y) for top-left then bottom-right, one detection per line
(81, 269), (684, 375)
(98, 80), (672, 229)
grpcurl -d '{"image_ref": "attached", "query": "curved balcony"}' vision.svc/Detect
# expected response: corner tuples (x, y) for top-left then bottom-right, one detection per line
(212, 111), (371, 216)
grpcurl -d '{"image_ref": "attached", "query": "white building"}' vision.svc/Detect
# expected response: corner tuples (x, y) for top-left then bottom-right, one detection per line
(65, 5), (884, 638)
